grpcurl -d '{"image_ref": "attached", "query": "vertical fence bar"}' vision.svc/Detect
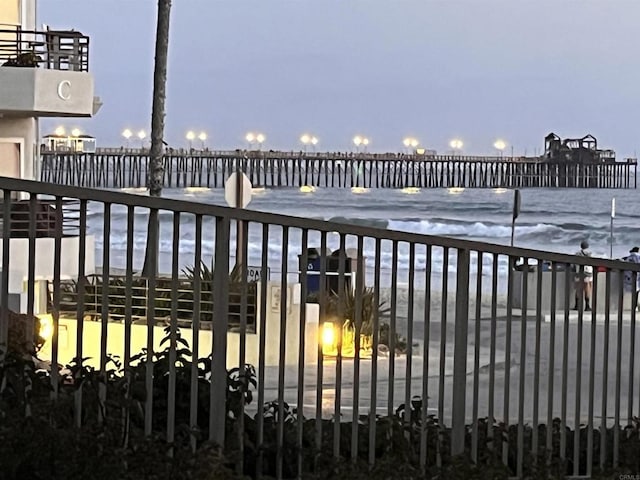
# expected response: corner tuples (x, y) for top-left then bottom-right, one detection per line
(471, 251), (483, 463)
(144, 208), (158, 437)
(256, 223), (270, 479)
(368, 238), (382, 468)
(451, 248), (469, 456)
(532, 260), (543, 460)
(166, 212), (180, 451)
(517, 256), (528, 477)
(404, 242), (415, 429)
(25, 194), (37, 417)
(600, 269), (611, 469)
(419, 244), (432, 471)
(502, 256), (514, 467)
(586, 269), (598, 476)
(560, 266), (571, 461)
(297, 229), (309, 476)
(237, 220), (249, 475)
(613, 269), (624, 469)
(387, 240), (398, 418)
(573, 264), (586, 476)
(487, 254), (498, 448)
(628, 272), (637, 426)
(438, 246), (449, 466)
(189, 214), (203, 452)
(276, 226), (289, 479)
(51, 197), (63, 400)
(98, 202), (111, 415)
(73, 200), (88, 426)
(351, 235), (365, 461)
(314, 232), (327, 459)
(210, 215), (230, 445)
(546, 264), (558, 460)
(120, 204), (134, 446)
(333, 234), (346, 459)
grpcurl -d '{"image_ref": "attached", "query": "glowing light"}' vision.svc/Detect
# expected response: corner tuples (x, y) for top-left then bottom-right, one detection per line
(403, 137), (419, 149)
(122, 128), (132, 140)
(494, 188), (508, 194)
(71, 128), (81, 137)
(362, 138), (369, 146)
(300, 185), (316, 193)
(256, 133), (266, 144)
(322, 322), (336, 355)
(494, 139), (506, 151)
(39, 315), (53, 341)
(137, 130), (146, 140)
(447, 187), (465, 195)
(401, 187), (420, 194)
(353, 135), (362, 146)
(449, 139), (463, 150)
(300, 134), (310, 144)
(311, 136), (318, 145)
(54, 126), (65, 136)
(246, 132), (255, 143)
(198, 132), (207, 141)
(351, 186), (368, 194)
(186, 131), (196, 141)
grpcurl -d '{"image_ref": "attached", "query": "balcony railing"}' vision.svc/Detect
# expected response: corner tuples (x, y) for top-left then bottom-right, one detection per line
(0, 198), (80, 237)
(0, 26), (89, 72)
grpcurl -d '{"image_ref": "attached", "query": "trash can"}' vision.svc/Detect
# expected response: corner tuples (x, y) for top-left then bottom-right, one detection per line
(298, 248), (356, 300)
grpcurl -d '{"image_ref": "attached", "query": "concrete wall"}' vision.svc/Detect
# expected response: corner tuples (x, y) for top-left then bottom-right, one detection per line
(0, 0), (20, 25)
(0, 69), (94, 117)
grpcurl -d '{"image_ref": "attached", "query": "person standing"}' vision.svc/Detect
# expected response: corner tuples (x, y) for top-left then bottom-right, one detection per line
(573, 240), (593, 311)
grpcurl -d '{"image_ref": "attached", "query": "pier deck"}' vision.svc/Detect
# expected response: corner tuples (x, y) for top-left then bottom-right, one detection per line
(40, 150), (638, 189)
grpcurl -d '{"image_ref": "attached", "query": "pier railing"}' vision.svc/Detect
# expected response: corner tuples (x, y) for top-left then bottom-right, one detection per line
(41, 150), (638, 189)
(1, 175), (639, 478)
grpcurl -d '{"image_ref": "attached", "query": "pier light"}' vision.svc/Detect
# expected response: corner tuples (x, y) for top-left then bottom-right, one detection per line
(311, 136), (318, 146)
(449, 138), (463, 153)
(353, 135), (362, 147)
(300, 134), (318, 152)
(186, 131), (195, 150)
(198, 132), (207, 149)
(54, 126), (65, 136)
(71, 128), (81, 137)
(403, 137), (419, 152)
(300, 134), (310, 145)
(256, 133), (266, 146)
(494, 139), (506, 156)
(362, 138), (369, 146)
(245, 132), (255, 144)
(137, 130), (146, 148)
(122, 128), (132, 140)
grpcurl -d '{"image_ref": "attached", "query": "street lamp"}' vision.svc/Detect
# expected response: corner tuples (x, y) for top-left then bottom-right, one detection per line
(256, 133), (265, 149)
(300, 133), (318, 152)
(122, 129), (132, 147)
(71, 128), (81, 137)
(353, 135), (369, 152)
(245, 132), (255, 149)
(198, 132), (207, 150)
(449, 138), (463, 155)
(403, 137), (419, 153)
(137, 130), (146, 148)
(494, 139), (506, 157)
(186, 130), (195, 150)
(54, 126), (65, 136)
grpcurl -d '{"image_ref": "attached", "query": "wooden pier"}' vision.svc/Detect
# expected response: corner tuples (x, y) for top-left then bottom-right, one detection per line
(40, 150), (638, 189)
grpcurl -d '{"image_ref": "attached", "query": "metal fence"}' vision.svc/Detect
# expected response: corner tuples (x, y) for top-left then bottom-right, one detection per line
(0, 175), (639, 479)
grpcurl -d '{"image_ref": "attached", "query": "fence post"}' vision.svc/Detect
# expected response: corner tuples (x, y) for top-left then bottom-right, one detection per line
(210, 216), (230, 446)
(451, 248), (470, 456)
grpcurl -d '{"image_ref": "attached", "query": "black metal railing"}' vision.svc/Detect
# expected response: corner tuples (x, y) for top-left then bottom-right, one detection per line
(0, 198), (79, 237)
(0, 175), (639, 478)
(0, 27), (89, 72)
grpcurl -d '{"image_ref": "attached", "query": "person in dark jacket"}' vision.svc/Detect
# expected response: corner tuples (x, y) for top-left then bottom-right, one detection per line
(573, 240), (593, 311)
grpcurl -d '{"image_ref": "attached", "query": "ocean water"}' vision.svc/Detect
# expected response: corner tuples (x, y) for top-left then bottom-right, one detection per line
(87, 185), (639, 287)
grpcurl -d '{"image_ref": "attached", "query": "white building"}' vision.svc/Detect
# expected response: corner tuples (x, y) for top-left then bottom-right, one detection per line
(0, 0), (99, 181)
(0, 0), (98, 313)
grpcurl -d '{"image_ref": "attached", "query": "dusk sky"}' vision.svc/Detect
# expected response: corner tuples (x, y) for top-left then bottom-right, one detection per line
(40, 1), (640, 157)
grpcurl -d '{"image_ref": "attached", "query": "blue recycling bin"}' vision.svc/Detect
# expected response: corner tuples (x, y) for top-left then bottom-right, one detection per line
(298, 250), (353, 299)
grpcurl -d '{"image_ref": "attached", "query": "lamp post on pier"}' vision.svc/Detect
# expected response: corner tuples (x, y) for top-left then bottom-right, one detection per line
(137, 130), (147, 149)
(198, 132), (207, 150)
(186, 130), (195, 151)
(300, 133), (319, 152)
(449, 138), (463, 156)
(494, 139), (506, 157)
(403, 137), (419, 154)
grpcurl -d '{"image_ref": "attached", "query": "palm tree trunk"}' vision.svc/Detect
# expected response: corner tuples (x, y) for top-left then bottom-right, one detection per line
(142, 0), (172, 277)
